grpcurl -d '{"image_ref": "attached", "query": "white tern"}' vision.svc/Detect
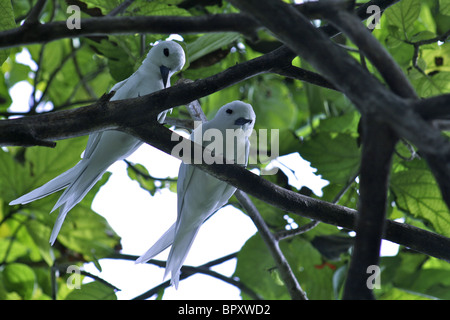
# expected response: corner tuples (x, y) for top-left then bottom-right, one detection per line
(136, 100), (256, 289)
(10, 41), (186, 245)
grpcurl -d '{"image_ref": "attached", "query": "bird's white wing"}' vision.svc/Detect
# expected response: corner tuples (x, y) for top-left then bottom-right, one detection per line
(83, 132), (103, 159)
(176, 162), (195, 219)
(110, 78), (127, 94)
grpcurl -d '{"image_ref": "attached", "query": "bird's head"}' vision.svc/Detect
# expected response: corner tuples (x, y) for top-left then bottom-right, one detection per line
(144, 41), (186, 88)
(213, 101), (256, 134)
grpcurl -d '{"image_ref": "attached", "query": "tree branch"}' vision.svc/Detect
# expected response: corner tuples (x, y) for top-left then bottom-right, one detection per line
(232, 0), (450, 298)
(126, 121), (450, 263)
(235, 190), (308, 300)
(343, 119), (397, 300)
(319, 2), (417, 99)
(23, 0), (48, 26)
(108, 252), (261, 300)
(0, 0), (399, 50)
(228, 0), (450, 160)
(0, 14), (258, 49)
(0, 44), (296, 146)
(2, 73), (450, 264)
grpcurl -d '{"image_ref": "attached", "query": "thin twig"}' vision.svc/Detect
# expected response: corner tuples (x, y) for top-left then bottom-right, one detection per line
(108, 252), (260, 300)
(235, 190), (308, 300)
(275, 220), (320, 241)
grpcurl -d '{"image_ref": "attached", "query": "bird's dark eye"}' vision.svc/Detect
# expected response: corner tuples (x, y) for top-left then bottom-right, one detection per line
(163, 48), (169, 57)
(226, 109), (233, 114)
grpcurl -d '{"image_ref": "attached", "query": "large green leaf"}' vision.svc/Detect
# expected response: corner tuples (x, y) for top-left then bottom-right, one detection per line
(391, 159), (450, 237)
(298, 132), (360, 184)
(250, 78), (298, 131)
(234, 233), (290, 300)
(0, 263), (36, 300)
(0, 69), (12, 113)
(385, 0), (421, 40)
(2, 137), (88, 201)
(235, 234), (337, 300)
(440, 0), (450, 16)
(186, 33), (240, 63)
(412, 71), (450, 98)
(379, 251), (450, 300)
(0, 0), (15, 66)
(2, 137), (120, 262)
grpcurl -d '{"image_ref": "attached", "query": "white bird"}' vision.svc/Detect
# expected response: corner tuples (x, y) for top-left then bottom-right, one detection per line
(136, 100), (256, 289)
(9, 41), (186, 245)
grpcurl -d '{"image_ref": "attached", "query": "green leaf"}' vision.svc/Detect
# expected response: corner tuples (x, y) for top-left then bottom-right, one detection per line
(235, 234), (337, 300)
(385, 0), (421, 40)
(3, 137), (88, 202)
(298, 132), (360, 184)
(378, 251), (450, 300)
(234, 233), (290, 300)
(25, 219), (54, 265)
(85, 38), (135, 83)
(5, 62), (32, 88)
(317, 111), (360, 134)
(65, 281), (117, 300)
(440, 0), (450, 16)
(0, 0), (15, 65)
(414, 71), (450, 97)
(0, 69), (12, 112)
(250, 78), (298, 131)
(391, 159), (450, 236)
(2, 137), (121, 262)
(126, 163), (157, 196)
(1, 263), (36, 299)
(281, 237), (336, 300)
(127, 0), (190, 17)
(57, 172), (121, 260)
(379, 287), (433, 300)
(186, 33), (240, 63)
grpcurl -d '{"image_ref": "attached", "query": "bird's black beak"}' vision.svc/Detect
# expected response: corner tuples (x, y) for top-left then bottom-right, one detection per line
(234, 117), (253, 126)
(160, 65), (170, 88)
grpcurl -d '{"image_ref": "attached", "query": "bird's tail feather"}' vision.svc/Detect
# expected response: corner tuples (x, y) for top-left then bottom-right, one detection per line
(48, 163), (106, 244)
(10, 160), (106, 245)
(9, 162), (83, 206)
(165, 224), (202, 289)
(136, 223), (176, 264)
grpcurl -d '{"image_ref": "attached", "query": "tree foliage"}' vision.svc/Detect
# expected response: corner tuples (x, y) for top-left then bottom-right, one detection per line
(0, 0), (449, 300)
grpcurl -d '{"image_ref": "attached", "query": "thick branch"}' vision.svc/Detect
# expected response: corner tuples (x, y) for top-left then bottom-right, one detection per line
(0, 14), (258, 49)
(127, 122), (450, 263)
(2, 83), (450, 263)
(228, 0), (450, 160)
(343, 120), (397, 300)
(321, 3), (450, 214)
(0, 44), (296, 146)
(1, 0), (399, 50)
(320, 3), (417, 99)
